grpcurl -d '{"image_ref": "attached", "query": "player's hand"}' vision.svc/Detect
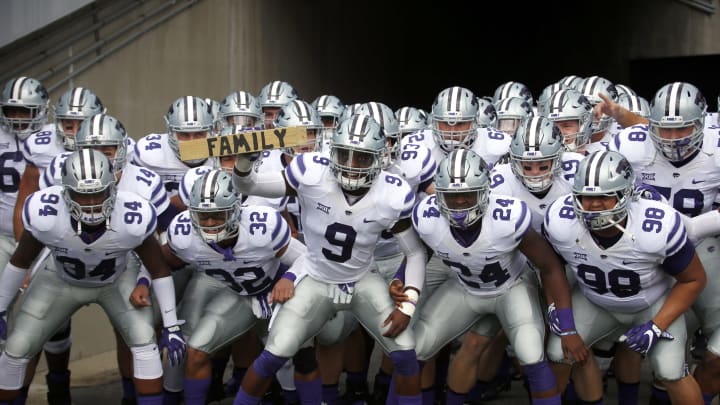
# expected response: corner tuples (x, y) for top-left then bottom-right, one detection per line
(234, 152), (262, 175)
(619, 321), (674, 356)
(389, 279), (406, 306)
(130, 284), (151, 308)
(160, 324), (187, 366)
(19, 272), (32, 293)
(561, 334), (590, 363)
(382, 309), (411, 338)
(635, 183), (663, 201)
(269, 278), (294, 304)
(0, 311), (7, 341)
(597, 93), (621, 120)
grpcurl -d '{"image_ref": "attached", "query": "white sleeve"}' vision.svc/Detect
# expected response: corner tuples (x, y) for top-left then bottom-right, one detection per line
(394, 227), (427, 292)
(683, 209), (720, 244)
(232, 168), (288, 199)
(279, 237), (306, 267)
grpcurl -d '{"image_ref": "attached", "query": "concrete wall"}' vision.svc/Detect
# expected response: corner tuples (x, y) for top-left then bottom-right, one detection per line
(41, 0), (720, 141)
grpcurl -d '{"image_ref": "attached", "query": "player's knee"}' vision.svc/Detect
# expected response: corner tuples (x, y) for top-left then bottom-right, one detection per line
(185, 347), (210, 372)
(459, 332), (491, 357)
(131, 344), (163, 380)
(512, 327), (544, 365)
(389, 349), (419, 376)
(253, 350), (289, 379)
(0, 354), (30, 390)
(293, 347), (317, 375)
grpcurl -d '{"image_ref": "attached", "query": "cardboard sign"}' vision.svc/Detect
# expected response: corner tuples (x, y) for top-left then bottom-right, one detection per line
(178, 126), (307, 161)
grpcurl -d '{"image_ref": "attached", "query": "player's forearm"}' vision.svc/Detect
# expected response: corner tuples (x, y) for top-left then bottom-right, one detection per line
(612, 108), (648, 129)
(152, 276), (179, 327)
(0, 263), (27, 311)
(653, 279), (704, 331)
(682, 209), (720, 243)
(394, 227), (426, 292)
(232, 169), (288, 198)
(541, 265), (573, 310)
(279, 237), (306, 267)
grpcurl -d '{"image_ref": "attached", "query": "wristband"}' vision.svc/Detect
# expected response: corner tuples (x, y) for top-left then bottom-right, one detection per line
(398, 288), (419, 318)
(557, 308), (576, 332)
(136, 277), (150, 287)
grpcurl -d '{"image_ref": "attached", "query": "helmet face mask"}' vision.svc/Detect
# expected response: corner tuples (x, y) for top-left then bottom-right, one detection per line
(509, 117), (563, 192)
(0, 77), (49, 140)
(165, 96), (216, 165)
(189, 169), (241, 243)
(61, 149), (116, 230)
(572, 151), (634, 231)
(434, 149), (491, 229)
(495, 97), (534, 136)
(648, 82), (706, 162)
(54, 87), (105, 150)
(330, 115), (386, 191)
(431, 87), (479, 153)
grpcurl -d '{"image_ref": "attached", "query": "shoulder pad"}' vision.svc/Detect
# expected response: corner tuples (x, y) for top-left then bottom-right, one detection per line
(610, 125), (655, 166)
(543, 194), (578, 244)
(284, 152), (331, 189)
(112, 191), (157, 237)
(166, 211), (195, 251)
(373, 172), (415, 219)
(23, 186), (65, 233)
(241, 206), (290, 251)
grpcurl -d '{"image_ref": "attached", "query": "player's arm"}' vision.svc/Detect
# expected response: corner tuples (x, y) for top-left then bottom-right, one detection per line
(597, 93), (648, 129)
(520, 227), (590, 362)
(13, 162), (40, 241)
(382, 218), (427, 338)
(0, 230), (45, 313)
(654, 246), (706, 331)
(271, 237), (307, 304)
(681, 208), (720, 243)
(232, 153), (296, 198)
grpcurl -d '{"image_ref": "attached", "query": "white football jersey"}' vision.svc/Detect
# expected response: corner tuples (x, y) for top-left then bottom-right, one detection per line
(166, 205), (290, 296)
(284, 152), (415, 283)
(132, 133), (209, 197)
(543, 195), (687, 313)
(610, 124), (720, 218)
(22, 124), (64, 169)
(585, 132), (612, 155)
(40, 156), (169, 214)
(412, 194), (531, 297)
(22, 187), (157, 286)
(402, 129), (444, 165)
(489, 152), (582, 232)
(0, 128), (26, 238)
(470, 127), (513, 168)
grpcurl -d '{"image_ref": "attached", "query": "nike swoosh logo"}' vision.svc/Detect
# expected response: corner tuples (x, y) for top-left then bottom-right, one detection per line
(691, 179), (705, 184)
(363, 218), (376, 223)
(622, 260), (635, 265)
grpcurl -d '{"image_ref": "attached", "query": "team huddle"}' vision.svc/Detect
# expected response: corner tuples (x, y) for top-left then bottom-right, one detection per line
(0, 75), (717, 405)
